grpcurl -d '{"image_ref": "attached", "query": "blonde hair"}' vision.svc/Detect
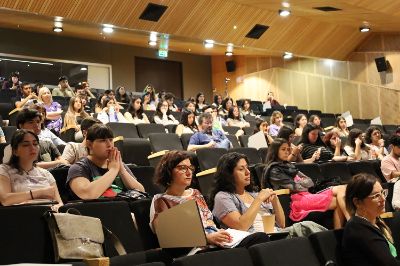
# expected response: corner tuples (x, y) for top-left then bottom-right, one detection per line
(63, 96), (89, 130)
(37, 87), (52, 104)
(270, 111), (283, 124)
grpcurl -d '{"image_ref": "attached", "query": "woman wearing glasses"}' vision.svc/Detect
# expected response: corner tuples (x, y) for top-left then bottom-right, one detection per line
(365, 126), (388, 159)
(342, 173), (398, 265)
(150, 151), (269, 257)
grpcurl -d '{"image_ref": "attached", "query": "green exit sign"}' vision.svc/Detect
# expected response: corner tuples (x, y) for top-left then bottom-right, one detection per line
(158, 49), (168, 58)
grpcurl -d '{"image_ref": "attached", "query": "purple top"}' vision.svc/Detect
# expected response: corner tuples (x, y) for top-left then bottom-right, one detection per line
(44, 101), (63, 134)
(269, 124), (281, 136)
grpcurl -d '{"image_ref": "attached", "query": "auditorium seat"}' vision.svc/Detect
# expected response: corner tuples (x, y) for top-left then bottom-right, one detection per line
(258, 147), (268, 163)
(143, 110), (155, 123)
(239, 135), (250, 147)
(172, 248), (253, 266)
(228, 147), (262, 165)
(148, 133), (183, 152)
(3, 125), (17, 142)
(295, 163), (324, 183)
(196, 168), (216, 201)
(348, 161), (381, 179)
(121, 138), (152, 166)
(308, 229), (344, 266)
(249, 237), (320, 266)
(49, 166), (70, 203)
(164, 124), (177, 134)
(319, 162), (353, 183)
(137, 124), (166, 138)
(196, 148), (227, 171)
(127, 165), (163, 197)
(0, 205), (53, 264)
(222, 125), (241, 136)
(242, 127), (254, 136)
(60, 127), (76, 142)
(226, 134), (241, 148)
(180, 133), (193, 150)
(108, 122), (139, 138)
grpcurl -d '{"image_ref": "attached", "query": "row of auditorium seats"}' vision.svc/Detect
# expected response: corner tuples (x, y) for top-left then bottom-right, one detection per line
(3, 195), (400, 266)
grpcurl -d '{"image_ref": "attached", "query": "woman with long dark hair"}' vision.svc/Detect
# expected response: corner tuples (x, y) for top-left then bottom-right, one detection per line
(342, 173), (398, 265)
(115, 86), (131, 106)
(0, 130), (63, 209)
(262, 138), (349, 229)
(175, 110), (198, 136)
(344, 128), (370, 160)
(153, 100), (179, 126)
(365, 126), (388, 159)
(195, 92), (207, 114)
(124, 96), (149, 124)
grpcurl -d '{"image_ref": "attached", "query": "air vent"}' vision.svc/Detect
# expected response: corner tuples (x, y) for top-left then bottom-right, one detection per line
(313, 6), (342, 12)
(139, 3), (168, 22)
(245, 24), (269, 39)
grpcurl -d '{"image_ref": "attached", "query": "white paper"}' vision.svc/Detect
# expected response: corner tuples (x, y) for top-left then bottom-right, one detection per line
(341, 111), (353, 127)
(222, 228), (251, 248)
(248, 131), (268, 149)
(263, 102), (271, 111)
(371, 117), (382, 125)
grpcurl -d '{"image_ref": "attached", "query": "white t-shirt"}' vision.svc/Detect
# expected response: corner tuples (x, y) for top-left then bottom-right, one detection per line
(0, 164), (55, 192)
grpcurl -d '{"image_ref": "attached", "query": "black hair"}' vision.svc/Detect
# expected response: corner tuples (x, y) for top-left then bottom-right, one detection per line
(16, 109), (42, 129)
(155, 151), (192, 188)
(294, 113), (307, 128)
(265, 138), (290, 166)
(389, 135), (400, 147)
(335, 116), (347, 129)
(299, 123), (325, 146)
(209, 152), (255, 208)
(86, 124), (114, 142)
(102, 96), (114, 109)
(115, 86), (130, 102)
(214, 94), (222, 105)
(227, 106), (240, 120)
(347, 128), (366, 149)
(241, 99), (251, 111)
(80, 117), (101, 132)
(221, 97), (233, 111)
(196, 92), (205, 104)
(155, 100), (171, 118)
(165, 93), (175, 101)
(8, 129), (39, 172)
(180, 110), (198, 130)
(365, 126), (382, 144)
(127, 96), (144, 119)
(277, 125), (294, 141)
(58, 76), (68, 82)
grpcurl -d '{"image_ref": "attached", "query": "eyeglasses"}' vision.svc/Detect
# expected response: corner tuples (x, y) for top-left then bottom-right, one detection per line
(175, 165), (195, 173)
(367, 189), (388, 200)
(372, 131), (381, 136)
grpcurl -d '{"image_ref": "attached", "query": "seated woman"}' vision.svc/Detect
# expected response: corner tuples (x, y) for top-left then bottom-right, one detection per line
(0, 129), (63, 210)
(268, 111), (284, 137)
(38, 87), (63, 135)
(195, 92), (207, 114)
(277, 125), (318, 163)
(342, 173), (399, 265)
(142, 92), (156, 111)
(183, 101), (196, 113)
(115, 86), (131, 106)
(150, 151), (269, 256)
(334, 116), (349, 137)
(253, 119), (274, 144)
(262, 138), (349, 229)
(67, 124), (144, 200)
(62, 96), (90, 141)
(344, 128), (370, 161)
(124, 96), (150, 124)
(212, 94), (223, 109)
(294, 114), (307, 137)
(94, 93), (106, 114)
(97, 97), (127, 124)
(227, 106), (250, 129)
(153, 100), (179, 126)
(240, 99), (254, 117)
(219, 97), (234, 118)
(143, 84), (158, 108)
(322, 130), (345, 157)
(365, 126), (388, 159)
(211, 152), (326, 236)
(175, 110), (198, 136)
(300, 123), (348, 162)
(309, 115), (322, 130)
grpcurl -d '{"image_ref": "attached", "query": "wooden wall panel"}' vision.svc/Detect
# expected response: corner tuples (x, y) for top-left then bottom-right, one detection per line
(332, 61), (348, 80)
(348, 53), (367, 83)
(299, 59), (315, 74)
(291, 72), (308, 109)
(324, 79), (341, 114)
(315, 59), (331, 76)
(276, 69), (292, 105)
(307, 76), (324, 111)
(380, 88), (400, 125)
(359, 84), (380, 119)
(341, 81), (360, 118)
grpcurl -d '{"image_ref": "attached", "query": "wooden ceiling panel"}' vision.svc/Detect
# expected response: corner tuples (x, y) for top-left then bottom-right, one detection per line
(0, 0), (397, 59)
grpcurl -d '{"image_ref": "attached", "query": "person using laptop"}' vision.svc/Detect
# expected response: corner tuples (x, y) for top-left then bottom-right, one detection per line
(150, 151), (269, 256)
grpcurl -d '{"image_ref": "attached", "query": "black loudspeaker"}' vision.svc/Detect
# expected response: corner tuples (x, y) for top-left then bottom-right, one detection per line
(225, 60), (236, 72)
(375, 57), (388, 72)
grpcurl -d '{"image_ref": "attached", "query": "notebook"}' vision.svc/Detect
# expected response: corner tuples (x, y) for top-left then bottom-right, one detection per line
(156, 199), (207, 248)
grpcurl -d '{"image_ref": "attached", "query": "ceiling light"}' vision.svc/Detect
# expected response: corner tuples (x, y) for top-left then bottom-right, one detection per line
(204, 40), (214, 48)
(0, 58), (53, 66)
(359, 25), (370, 32)
(279, 9), (291, 17)
(102, 24), (114, 33)
(225, 52), (233, 56)
(226, 43), (234, 56)
(53, 26), (63, 32)
(149, 32), (158, 46)
(283, 52), (293, 59)
(80, 67), (87, 71)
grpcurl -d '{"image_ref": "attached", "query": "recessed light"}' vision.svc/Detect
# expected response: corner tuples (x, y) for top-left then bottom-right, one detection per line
(53, 27), (63, 32)
(80, 67), (88, 71)
(359, 26), (370, 32)
(204, 39), (214, 48)
(102, 24), (114, 33)
(225, 51), (233, 56)
(283, 52), (293, 59)
(279, 9), (291, 17)
(233, 25), (237, 29)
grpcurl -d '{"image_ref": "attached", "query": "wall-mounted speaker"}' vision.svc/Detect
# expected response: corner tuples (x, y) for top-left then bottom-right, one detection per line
(375, 57), (388, 72)
(225, 60), (236, 72)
